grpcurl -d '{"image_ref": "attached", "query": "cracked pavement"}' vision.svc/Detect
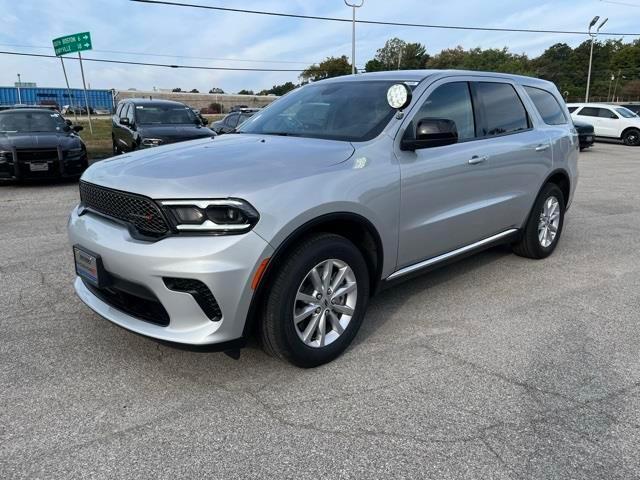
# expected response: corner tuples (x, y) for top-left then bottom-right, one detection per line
(1, 142), (639, 479)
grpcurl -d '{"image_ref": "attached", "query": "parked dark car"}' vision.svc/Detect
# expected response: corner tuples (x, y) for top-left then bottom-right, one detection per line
(210, 109), (259, 135)
(0, 108), (87, 181)
(112, 99), (215, 154)
(618, 103), (640, 116)
(573, 119), (595, 150)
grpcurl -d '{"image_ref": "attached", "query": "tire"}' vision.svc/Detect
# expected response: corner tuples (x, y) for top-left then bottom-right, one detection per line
(260, 233), (370, 368)
(512, 183), (565, 259)
(622, 129), (640, 147)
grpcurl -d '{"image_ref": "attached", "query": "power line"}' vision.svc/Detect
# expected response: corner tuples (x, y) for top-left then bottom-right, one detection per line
(600, 0), (640, 7)
(0, 50), (306, 72)
(131, 0), (640, 36)
(0, 43), (314, 65)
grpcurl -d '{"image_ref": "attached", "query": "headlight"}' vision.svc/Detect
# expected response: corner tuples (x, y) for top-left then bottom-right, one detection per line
(141, 138), (164, 147)
(66, 147), (85, 158)
(160, 199), (259, 234)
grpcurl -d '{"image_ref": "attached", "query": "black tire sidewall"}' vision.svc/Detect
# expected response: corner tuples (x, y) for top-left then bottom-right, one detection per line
(264, 235), (370, 367)
(623, 129), (640, 147)
(526, 184), (565, 258)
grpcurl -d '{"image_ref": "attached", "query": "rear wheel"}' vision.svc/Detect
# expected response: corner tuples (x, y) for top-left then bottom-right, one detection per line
(260, 233), (370, 367)
(622, 128), (640, 147)
(512, 183), (565, 259)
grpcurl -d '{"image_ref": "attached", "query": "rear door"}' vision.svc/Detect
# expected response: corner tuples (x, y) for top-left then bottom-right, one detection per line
(468, 80), (553, 235)
(576, 107), (608, 137)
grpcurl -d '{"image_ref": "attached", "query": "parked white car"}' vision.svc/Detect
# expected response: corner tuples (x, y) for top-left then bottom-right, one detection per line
(567, 103), (640, 146)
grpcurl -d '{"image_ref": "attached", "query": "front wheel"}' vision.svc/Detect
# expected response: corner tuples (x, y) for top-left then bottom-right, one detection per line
(260, 233), (370, 367)
(623, 129), (640, 147)
(512, 183), (565, 259)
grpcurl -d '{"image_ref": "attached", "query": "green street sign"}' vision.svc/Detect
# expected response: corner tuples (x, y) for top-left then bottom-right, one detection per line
(52, 32), (92, 56)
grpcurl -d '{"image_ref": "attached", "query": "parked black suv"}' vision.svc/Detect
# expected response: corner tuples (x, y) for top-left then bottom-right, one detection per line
(210, 109), (259, 135)
(112, 99), (215, 154)
(0, 108), (87, 181)
(618, 103), (640, 115)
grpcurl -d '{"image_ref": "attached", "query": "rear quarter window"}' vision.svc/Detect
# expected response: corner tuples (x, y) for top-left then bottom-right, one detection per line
(524, 86), (568, 125)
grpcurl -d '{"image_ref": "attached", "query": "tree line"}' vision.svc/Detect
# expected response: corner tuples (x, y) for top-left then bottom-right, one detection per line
(260, 37), (640, 101)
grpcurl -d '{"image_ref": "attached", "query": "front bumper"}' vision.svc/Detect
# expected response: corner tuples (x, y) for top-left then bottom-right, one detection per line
(68, 206), (273, 345)
(0, 149), (88, 180)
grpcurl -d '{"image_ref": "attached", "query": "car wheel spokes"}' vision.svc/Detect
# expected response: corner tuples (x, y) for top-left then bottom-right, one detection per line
(293, 259), (357, 348)
(538, 196), (560, 248)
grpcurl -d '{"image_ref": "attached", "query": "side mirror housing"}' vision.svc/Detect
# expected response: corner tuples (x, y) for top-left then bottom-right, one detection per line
(65, 119), (73, 126)
(200, 117), (209, 125)
(401, 118), (458, 151)
(120, 117), (130, 126)
(73, 125), (84, 133)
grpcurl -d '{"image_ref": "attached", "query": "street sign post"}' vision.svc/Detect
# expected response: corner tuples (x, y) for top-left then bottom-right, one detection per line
(52, 32), (93, 133)
(52, 32), (92, 56)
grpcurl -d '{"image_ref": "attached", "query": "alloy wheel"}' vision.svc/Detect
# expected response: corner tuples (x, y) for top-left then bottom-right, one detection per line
(293, 259), (358, 348)
(538, 196), (561, 248)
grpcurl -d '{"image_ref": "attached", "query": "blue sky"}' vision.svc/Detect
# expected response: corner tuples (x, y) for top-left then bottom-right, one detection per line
(0, 0), (638, 92)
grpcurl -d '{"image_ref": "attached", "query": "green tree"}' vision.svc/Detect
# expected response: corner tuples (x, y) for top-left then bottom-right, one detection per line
(365, 37), (429, 71)
(300, 55), (352, 82)
(237, 89), (254, 95)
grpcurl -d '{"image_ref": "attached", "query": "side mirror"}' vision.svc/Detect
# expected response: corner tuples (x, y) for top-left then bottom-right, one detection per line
(120, 117), (130, 126)
(401, 118), (458, 151)
(200, 117), (209, 125)
(65, 119), (73, 126)
(73, 125), (84, 132)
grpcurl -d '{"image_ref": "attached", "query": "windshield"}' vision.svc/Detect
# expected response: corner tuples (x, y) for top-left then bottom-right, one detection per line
(135, 105), (198, 125)
(237, 80), (402, 142)
(615, 107), (638, 118)
(0, 111), (66, 133)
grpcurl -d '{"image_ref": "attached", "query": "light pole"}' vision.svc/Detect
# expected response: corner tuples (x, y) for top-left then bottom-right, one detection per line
(585, 16), (607, 103)
(16, 73), (22, 104)
(344, 0), (364, 75)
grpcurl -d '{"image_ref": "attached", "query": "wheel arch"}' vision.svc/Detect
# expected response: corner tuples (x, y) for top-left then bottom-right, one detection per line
(544, 168), (571, 205)
(243, 212), (385, 338)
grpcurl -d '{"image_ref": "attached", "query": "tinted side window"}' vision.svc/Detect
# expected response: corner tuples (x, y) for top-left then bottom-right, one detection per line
(599, 108), (618, 119)
(567, 106), (578, 113)
(524, 86), (567, 125)
(475, 82), (529, 136)
(408, 82), (475, 141)
(126, 104), (135, 122)
(225, 113), (239, 127)
(578, 107), (602, 117)
(115, 103), (124, 117)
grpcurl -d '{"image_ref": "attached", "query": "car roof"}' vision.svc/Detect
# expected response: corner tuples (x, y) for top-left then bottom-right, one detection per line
(0, 107), (61, 114)
(319, 69), (557, 89)
(566, 103), (615, 108)
(120, 98), (189, 107)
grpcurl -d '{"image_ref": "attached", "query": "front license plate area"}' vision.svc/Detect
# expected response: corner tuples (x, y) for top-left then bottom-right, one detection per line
(74, 246), (107, 287)
(29, 162), (49, 172)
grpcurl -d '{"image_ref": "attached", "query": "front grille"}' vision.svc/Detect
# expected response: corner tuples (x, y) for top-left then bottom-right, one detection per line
(82, 278), (170, 326)
(79, 181), (170, 238)
(164, 278), (222, 321)
(17, 149), (59, 162)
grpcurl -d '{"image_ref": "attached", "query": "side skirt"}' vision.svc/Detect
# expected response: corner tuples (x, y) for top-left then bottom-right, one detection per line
(382, 228), (519, 288)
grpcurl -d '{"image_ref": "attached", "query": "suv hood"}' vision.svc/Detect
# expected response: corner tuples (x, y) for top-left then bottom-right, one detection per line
(82, 134), (355, 199)
(0, 131), (84, 150)
(138, 125), (214, 143)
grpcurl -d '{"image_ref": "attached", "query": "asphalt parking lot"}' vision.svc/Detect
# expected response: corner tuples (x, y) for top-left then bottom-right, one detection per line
(1, 142), (639, 479)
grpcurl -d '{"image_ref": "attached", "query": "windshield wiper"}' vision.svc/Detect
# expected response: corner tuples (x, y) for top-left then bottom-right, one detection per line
(260, 132), (302, 137)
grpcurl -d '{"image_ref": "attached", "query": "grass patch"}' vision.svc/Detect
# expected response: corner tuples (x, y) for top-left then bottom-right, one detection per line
(75, 115), (225, 161)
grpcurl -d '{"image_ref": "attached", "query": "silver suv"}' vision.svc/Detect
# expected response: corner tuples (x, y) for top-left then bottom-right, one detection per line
(68, 70), (578, 367)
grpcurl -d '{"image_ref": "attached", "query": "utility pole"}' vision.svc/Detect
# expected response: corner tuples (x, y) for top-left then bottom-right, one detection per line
(77, 52), (93, 134)
(607, 73), (614, 102)
(344, 0), (364, 75)
(585, 16), (607, 103)
(612, 69), (622, 102)
(16, 73), (22, 104)
(60, 58), (78, 122)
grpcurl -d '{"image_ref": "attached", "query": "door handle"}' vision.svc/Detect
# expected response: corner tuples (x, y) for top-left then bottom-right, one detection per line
(468, 155), (488, 165)
(535, 144), (550, 152)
